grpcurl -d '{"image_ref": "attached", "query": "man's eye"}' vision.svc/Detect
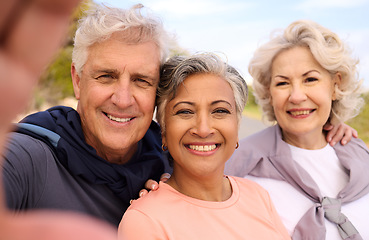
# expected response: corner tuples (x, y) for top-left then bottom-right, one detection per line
(96, 74), (113, 80)
(135, 78), (152, 86)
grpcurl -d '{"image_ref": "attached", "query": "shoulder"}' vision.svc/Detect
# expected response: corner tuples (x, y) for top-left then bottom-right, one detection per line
(2, 133), (57, 209)
(225, 126), (280, 176)
(5, 132), (55, 160)
(231, 176), (269, 196)
(229, 176), (276, 213)
(3, 132), (56, 174)
(236, 125), (280, 158)
(239, 125), (278, 147)
(127, 183), (174, 215)
(346, 137), (369, 151)
(120, 187), (168, 239)
(334, 137), (369, 157)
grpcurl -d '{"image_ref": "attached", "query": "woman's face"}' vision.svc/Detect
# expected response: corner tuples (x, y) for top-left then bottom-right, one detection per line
(270, 46), (339, 148)
(163, 73), (239, 178)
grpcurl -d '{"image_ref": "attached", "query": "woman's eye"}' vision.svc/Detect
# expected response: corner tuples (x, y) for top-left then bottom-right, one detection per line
(306, 77), (318, 82)
(175, 109), (193, 115)
(213, 108), (230, 114)
(275, 81), (288, 87)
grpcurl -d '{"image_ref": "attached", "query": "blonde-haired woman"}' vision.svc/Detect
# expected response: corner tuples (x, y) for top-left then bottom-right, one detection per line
(226, 20), (369, 240)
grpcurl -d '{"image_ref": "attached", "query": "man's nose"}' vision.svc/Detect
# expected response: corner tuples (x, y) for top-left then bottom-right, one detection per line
(111, 78), (135, 108)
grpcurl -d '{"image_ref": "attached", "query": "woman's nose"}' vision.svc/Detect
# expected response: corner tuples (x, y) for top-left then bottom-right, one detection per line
(289, 85), (307, 104)
(190, 113), (214, 138)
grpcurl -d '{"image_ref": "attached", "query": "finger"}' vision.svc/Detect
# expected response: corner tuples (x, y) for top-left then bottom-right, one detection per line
(160, 173), (171, 182)
(328, 125), (345, 146)
(144, 179), (158, 191)
(340, 127), (355, 145)
(352, 129), (358, 138)
(323, 122), (333, 131)
(326, 125), (338, 143)
(138, 189), (148, 198)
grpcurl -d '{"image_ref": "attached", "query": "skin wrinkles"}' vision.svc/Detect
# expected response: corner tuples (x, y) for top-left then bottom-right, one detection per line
(71, 34), (160, 164)
(163, 73), (238, 202)
(270, 46), (340, 149)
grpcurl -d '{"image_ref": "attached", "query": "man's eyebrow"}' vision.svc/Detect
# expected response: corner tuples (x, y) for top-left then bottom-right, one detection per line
(93, 69), (118, 74)
(133, 73), (158, 82)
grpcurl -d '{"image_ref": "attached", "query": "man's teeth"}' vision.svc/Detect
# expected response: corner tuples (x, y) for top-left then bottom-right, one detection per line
(188, 144), (216, 152)
(290, 110), (310, 116)
(107, 114), (131, 123)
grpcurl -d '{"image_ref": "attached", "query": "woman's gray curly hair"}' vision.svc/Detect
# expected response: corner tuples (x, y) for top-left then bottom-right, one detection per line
(156, 53), (248, 136)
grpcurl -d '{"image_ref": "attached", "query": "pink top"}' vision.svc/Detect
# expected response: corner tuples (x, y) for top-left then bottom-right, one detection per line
(119, 176), (290, 240)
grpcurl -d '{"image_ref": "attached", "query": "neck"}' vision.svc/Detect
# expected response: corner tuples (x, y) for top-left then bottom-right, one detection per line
(166, 170), (232, 202)
(99, 146), (137, 164)
(282, 129), (327, 150)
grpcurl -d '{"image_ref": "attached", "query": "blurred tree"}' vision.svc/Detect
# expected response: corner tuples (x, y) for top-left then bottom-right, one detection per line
(246, 85), (257, 107)
(347, 91), (369, 144)
(33, 0), (93, 109)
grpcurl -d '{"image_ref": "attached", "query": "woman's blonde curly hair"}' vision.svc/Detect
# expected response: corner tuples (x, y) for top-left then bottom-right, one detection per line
(249, 20), (364, 124)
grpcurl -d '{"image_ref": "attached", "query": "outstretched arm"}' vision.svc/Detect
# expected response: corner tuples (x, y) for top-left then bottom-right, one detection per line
(0, 1), (117, 239)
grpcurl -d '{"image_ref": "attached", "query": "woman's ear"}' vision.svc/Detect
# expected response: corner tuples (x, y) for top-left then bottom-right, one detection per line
(161, 133), (167, 149)
(332, 72), (342, 100)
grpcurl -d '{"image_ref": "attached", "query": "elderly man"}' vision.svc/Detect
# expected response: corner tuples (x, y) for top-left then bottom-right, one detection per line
(2, 3), (172, 227)
(0, 0), (117, 239)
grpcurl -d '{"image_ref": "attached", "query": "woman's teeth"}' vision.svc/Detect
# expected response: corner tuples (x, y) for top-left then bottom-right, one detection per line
(188, 144), (216, 152)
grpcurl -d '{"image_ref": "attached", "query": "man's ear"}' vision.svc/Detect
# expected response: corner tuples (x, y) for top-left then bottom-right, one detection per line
(71, 63), (81, 100)
(332, 72), (342, 101)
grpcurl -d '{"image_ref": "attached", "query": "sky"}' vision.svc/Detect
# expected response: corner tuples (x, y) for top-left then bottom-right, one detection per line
(95, 0), (369, 89)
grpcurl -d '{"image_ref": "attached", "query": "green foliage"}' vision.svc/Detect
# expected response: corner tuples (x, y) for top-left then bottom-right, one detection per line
(347, 92), (369, 144)
(244, 85), (262, 120)
(33, 0), (94, 109)
(246, 85), (257, 107)
(168, 44), (191, 58)
(39, 46), (74, 101)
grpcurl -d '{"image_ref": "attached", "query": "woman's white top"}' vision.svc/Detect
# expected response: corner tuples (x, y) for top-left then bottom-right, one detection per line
(246, 143), (369, 239)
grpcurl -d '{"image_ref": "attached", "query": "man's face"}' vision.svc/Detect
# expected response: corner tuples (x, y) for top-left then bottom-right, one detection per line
(72, 34), (161, 164)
